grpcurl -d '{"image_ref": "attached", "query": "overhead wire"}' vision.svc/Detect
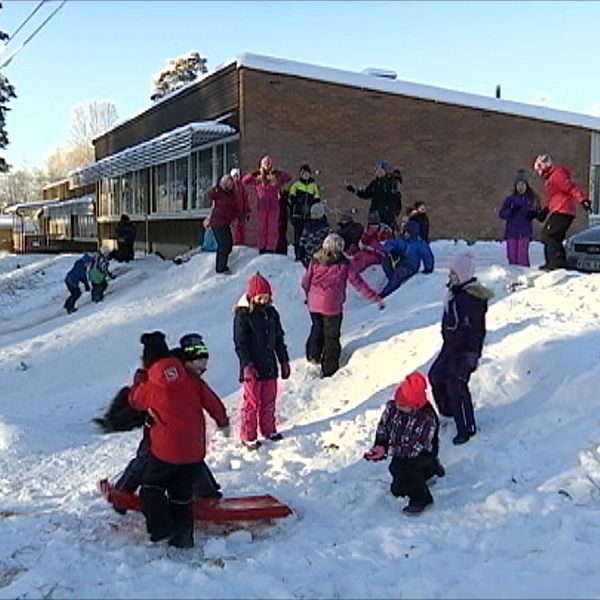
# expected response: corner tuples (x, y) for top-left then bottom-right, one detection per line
(0, 0), (67, 70)
(7, 0), (48, 45)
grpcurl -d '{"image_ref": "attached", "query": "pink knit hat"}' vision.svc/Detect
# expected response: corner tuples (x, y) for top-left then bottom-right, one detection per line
(449, 252), (476, 284)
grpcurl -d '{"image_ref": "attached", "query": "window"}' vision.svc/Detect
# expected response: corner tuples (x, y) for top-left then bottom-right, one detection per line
(225, 140), (239, 172)
(153, 163), (169, 213)
(592, 133), (600, 214)
(172, 157), (188, 211)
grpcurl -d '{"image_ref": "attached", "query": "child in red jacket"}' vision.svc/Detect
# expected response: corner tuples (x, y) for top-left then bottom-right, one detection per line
(364, 372), (443, 515)
(129, 331), (229, 548)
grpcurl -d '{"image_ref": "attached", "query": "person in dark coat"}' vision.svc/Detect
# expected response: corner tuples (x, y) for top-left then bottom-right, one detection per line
(206, 174), (240, 274)
(407, 201), (430, 243)
(298, 202), (332, 267)
(233, 273), (290, 450)
(345, 161), (402, 229)
(276, 187), (290, 255)
(532, 154), (591, 270)
(428, 253), (493, 445)
(63, 253), (94, 314)
(336, 209), (364, 255)
(288, 164), (321, 260)
(379, 220), (434, 298)
(114, 215), (136, 263)
(364, 372), (444, 515)
(498, 169), (540, 267)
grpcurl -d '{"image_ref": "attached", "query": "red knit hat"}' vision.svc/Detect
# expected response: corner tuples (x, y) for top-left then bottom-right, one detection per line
(394, 372), (428, 409)
(247, 272), (272, 299)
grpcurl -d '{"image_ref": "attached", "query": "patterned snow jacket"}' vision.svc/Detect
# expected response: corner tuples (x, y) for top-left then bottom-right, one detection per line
(374, 400), (437, 459)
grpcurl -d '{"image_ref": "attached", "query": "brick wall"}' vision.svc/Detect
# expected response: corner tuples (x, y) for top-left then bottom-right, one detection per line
(239, 68), (591, 240)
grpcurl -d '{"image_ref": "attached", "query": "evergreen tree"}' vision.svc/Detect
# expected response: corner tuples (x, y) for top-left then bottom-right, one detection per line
(0, 3), (16, 173)
(150, 51), (207, 102)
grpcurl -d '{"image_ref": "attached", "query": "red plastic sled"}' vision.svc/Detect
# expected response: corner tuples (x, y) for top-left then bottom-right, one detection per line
(99, 479), (292, 522)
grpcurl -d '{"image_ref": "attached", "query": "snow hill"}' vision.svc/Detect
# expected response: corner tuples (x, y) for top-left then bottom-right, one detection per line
(0, 242), (600, 599)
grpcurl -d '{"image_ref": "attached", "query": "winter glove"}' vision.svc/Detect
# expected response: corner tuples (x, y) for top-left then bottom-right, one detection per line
(535, 206), (549, 222)
(243, 364), (259, 382)
(582, 199), (593, 214)
(280, 362), (291, 380)
(345, 182), (356, 194)
(133, 368), (148, 385)
(363, 445), (387, 461)
(84, 283), (91, 292)
(218, 424), (231, 438)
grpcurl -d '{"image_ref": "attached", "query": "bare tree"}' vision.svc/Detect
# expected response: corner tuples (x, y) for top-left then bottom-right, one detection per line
(151, 51), (207, 102)
(0, 164), (49, 208)
(69, 100), (118, 147)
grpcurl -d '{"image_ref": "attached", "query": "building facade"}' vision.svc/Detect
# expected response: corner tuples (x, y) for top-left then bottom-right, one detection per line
(71, 54), (600, 258)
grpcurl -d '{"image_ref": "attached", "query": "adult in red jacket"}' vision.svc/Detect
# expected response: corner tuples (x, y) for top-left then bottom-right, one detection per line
(230, 168), (251, 246)
(206, 174), (240, 274)
(242, 155), (292, 253)
(533, 154), (592, 270)
(129, 331), (229, 548)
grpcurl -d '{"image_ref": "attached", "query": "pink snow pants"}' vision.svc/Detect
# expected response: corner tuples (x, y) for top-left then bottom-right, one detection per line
(239, 379), (278, 442)
(256, 196), (280, 252)
(348, 250), (383, 302)
(506, 238), (530, 267)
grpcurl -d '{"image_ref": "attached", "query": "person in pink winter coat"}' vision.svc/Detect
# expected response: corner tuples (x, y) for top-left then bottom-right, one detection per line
(233, 273), (291, 451)
(242, 156), (292, 253)
(302, 233), (350, 378)
(533, 153), (592, 270)
(347, 211), (393, 309)
(230, 168), (251, 246)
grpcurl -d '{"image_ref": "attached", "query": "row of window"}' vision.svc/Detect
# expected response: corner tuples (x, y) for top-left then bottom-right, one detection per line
(46, 214), (96, 240)
(98, 140), (239, 218)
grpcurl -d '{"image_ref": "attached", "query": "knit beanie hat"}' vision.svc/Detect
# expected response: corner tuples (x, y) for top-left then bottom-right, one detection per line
(514, 169), (529, 186)
(375, 161), (390, 172)
(140, 331), (170, 368)
(322, 233), (345, 254)
(260, 155), (273, 170)
(179, 333), (209, 360)
(449, 252), (476, 284)
(247, 272), (272, 299)
(310, 202), (326, 219)
(230, 168), (241, 178)
(299, 163), (312, 174)
(394, 372), (428, 409)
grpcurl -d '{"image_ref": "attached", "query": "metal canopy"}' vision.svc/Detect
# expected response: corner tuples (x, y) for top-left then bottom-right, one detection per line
(69, 121), (236, 186)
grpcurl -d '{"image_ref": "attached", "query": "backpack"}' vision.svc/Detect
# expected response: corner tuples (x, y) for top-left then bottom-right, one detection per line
(89, 266), (105, 285)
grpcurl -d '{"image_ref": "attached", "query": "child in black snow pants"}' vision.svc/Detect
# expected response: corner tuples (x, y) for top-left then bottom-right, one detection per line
(364, 371), (444, 515)
(112, 334), (226, 506)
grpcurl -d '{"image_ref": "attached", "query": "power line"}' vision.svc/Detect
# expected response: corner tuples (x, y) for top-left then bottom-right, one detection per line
(8, 0), (48, 45)
(0, 0), (67, 70)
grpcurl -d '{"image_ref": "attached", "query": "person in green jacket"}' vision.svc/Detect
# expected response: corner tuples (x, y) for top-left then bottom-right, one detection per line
(288, 164), (321, 261)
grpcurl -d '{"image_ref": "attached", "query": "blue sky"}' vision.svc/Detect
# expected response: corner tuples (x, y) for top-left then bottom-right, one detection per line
(1, 0), (600, 170)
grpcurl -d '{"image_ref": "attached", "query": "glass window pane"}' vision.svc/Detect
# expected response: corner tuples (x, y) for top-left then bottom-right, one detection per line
(153, 163), (168, 213)
(214, 145), (224, 183)
(172, 157), (188, 212)
(197, 149), (212, 209)
(225, 140), (239, 172)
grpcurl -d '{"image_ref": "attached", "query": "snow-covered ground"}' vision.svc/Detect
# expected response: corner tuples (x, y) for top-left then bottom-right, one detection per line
(1, 241), (600, 599)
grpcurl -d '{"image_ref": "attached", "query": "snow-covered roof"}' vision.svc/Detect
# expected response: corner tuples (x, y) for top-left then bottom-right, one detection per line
(234, 53), (600, 132)
(43, 195), (94, 216)
(72, 121), (236, 186)
(5, 199), (61, 214)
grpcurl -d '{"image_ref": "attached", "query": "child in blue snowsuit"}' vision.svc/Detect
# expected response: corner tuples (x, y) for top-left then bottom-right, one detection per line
(379, 220), (434, 298)
(64, 253), (94, 314)
(427, 252), (493, 445)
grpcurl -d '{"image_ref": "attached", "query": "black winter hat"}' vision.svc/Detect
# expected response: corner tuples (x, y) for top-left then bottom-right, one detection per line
(179, 333), (209, 360)
(140, 331), (170, 368)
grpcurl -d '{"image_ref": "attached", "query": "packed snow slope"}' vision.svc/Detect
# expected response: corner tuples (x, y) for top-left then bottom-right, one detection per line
(0, 242), (600, 599)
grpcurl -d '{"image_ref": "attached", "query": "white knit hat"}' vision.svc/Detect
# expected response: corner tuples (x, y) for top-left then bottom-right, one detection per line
(322, 233), (345, 254)
(449, 252), (476, 283)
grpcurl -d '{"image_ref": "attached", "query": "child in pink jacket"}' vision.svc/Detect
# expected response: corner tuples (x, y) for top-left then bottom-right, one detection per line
(301, 233), (350, 377)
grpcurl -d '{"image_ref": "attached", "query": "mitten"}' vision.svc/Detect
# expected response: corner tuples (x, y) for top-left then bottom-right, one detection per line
(218, 424), (231, 438)
(280, 362), (291, 380)
(84, 283), (91, 292)
(243, 364), (259, 381)
(364, 445), (387, 461)
(535, 206), (549, 222)
(582, 199), (593, 214)
(345, 183), (356, 194)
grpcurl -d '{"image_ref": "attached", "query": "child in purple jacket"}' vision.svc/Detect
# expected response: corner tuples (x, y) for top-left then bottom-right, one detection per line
(498, 169), (540, 266)
(364, 372), (443, 515)
(301, 233), (350, 377)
